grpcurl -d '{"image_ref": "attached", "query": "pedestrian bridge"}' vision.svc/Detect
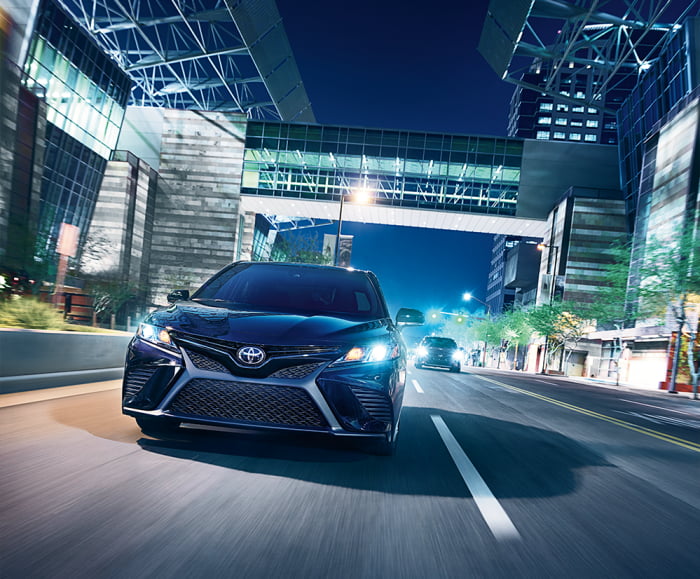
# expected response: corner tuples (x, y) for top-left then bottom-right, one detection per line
(239, 120), (620, 237)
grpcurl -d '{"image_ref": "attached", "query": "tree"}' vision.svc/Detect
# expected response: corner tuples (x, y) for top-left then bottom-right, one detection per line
(633, 232), (700, 392)
(498, 307), (534, 370)
(470, 317), (500, 367)
(528, 300), (593, 374)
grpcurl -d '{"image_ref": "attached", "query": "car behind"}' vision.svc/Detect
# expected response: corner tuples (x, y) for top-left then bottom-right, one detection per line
(414, 336), (462, 372)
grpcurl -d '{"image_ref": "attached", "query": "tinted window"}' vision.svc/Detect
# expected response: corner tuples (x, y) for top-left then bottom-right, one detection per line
(422, 337), (457, 348)
(193, 263), (387, 320)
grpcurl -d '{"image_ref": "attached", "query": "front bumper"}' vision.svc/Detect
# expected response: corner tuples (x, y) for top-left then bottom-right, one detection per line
(122, 337), (404, 439)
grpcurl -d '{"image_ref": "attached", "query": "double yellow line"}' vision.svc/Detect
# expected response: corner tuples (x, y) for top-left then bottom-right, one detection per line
(475, 375), (700, 453)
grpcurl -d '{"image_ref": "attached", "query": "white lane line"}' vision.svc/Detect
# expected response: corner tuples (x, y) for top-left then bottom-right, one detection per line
(621, 399), (699, 417)
(412, 379), (424, 394)
(431, 414), (520, 541)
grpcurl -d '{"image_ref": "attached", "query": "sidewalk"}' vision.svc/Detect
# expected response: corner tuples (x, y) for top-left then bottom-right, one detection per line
(472, 366), (700, 401)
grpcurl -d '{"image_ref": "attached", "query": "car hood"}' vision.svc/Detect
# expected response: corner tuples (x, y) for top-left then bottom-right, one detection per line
(145, 302), (393, 345)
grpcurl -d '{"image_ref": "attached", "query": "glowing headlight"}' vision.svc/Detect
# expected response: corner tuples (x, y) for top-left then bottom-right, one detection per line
(452, 350), (463, 361)
(335, 342), (399, 364)
(137, 323), (174, 348)
(416, 346), (428, 357)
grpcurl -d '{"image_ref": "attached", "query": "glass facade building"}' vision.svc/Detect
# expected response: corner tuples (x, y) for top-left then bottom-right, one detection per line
(617, 20), (696, 231)
(242, 121), (524, 217)
(20, 0), (130, 260)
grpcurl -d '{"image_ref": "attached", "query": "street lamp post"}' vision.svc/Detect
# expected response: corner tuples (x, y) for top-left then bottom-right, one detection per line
(334, 186), (370, 266)
(334, 193), (346, 266)
(463, 292), (491, 316)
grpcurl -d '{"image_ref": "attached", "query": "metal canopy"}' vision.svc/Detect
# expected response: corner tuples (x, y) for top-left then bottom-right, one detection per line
(56, 0), (315, 121)
(479, 0), (699, 114)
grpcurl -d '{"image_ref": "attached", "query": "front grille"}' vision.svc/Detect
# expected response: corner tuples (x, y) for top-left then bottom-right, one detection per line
(168, 379), (328, 428)
(173, 332), (339, 360)
(185, 349), (229, 373)
(124, 367), (157, 399)
(269, 362), (323, 379)
(349, 385), (393, 423)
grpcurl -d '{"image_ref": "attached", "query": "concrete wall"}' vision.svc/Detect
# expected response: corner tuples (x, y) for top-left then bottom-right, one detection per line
(0, 329), (132, 393)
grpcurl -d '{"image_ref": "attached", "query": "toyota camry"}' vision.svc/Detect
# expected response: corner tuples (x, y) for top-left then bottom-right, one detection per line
(122, 262), (423, 454)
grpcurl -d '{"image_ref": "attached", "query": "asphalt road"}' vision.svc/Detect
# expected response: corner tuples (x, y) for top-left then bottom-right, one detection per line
(1, 367), (699, 578)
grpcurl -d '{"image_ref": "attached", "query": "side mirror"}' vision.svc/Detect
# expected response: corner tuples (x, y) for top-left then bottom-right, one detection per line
(396, 307), (424, 326)
(167, 289), (190, 303)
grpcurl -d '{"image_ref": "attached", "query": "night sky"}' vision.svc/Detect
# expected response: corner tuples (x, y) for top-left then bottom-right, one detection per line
(275, 0), (518, 318)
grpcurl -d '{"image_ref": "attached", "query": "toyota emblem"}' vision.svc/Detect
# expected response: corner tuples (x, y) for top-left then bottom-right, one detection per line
(236, 345), (266, 366)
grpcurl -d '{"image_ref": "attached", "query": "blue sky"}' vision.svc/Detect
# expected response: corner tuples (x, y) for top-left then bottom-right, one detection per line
(275, 0), (514, 318)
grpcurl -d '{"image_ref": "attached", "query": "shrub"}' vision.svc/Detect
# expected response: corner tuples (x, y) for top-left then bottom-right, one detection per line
(0, 297), (67, 330)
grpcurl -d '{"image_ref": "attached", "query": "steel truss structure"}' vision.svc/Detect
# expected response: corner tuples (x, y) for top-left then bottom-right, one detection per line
(480, 0), (699, 114)
(56, 0), (314, 120)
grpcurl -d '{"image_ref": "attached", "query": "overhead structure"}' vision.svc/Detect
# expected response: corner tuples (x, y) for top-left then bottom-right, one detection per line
(57, 0), (315, 121)
(479, 0), (699, 114)
(260, 215), (334, 232)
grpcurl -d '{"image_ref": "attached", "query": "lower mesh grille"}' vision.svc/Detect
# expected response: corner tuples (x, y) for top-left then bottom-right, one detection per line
(168, 379), (328, 428)
(124, 367), (157, 399)
(349, 385), (393, 422)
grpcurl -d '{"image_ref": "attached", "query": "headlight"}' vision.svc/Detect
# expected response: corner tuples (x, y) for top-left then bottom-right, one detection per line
(137, 323), (176, 349)
(333, 341), (400, 365)
(416, 346), (428, 357)
(452, 350), (463, 361)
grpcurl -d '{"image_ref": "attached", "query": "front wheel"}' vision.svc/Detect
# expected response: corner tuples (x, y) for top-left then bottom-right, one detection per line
(368, 418), (400, 456)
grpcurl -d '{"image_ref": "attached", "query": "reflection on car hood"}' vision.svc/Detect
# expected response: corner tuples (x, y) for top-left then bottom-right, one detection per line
(145, 302), (391, 345)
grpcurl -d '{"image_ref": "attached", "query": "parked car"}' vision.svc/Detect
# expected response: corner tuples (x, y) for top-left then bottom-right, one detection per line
(414, 336), (462, 372)
(122, 262), (423, 454)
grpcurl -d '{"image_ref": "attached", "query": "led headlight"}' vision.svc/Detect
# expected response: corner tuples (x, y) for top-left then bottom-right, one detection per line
(416, 346), (428, 357)
(137, 323), (176, 349)
(452, 350), (464, 361)
(333, 341), (400, 365)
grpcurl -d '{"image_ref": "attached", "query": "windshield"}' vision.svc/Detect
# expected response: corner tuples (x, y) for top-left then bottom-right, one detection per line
(423, 337), (457, 348)
(192, 263), (388, 320)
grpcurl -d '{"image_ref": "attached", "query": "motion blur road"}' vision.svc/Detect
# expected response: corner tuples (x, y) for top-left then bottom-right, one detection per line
(2, 367), (699, 578)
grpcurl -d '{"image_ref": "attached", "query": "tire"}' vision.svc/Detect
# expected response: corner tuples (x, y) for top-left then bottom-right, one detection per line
(450, 364), (460, 373)
(135, 416), (180, 438)
(368, 418), (400, 456)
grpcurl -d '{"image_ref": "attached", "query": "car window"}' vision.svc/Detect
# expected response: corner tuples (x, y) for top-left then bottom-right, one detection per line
(423, 337), (457, 348)
(193, 263), (387, 319)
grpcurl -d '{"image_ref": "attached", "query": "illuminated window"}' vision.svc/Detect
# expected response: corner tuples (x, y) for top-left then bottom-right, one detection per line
(536, 131), (550, 140)
(586, 120), (599, 128)
(537, 117), (552, 125)
(570, 119), (583, 127)
(539, 102), (553, 111)
(570, 133), (581, 141)
(556, 104), (568, 112)
(555, 118), (567, 126)
(553, 132), (566, 140)
(573, 106), (584, 113)
(584, 134), (597, 142)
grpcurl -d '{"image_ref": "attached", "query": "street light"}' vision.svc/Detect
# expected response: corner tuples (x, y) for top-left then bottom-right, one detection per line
(462, 292), (491, 316)
(334, 186), (371, 266)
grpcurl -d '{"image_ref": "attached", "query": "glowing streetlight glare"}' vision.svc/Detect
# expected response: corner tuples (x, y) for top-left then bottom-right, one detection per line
(463, 292), (472, 301)
(353, 186), (372, 204)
